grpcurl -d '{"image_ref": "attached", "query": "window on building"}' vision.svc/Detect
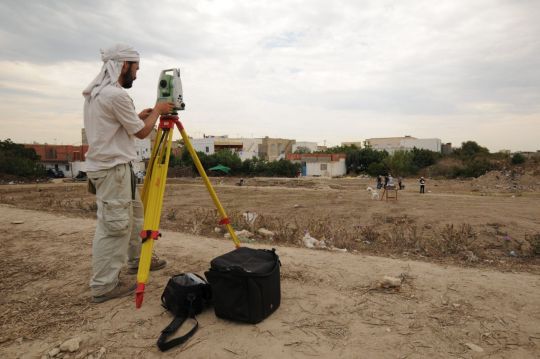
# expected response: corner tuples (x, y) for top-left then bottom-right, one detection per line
(205, 146), (209, 153)
(65, 164), (70, 171)
(320, 164), (327, 170)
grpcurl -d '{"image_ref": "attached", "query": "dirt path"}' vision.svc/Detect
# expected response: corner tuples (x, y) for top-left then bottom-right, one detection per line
(1, 204), (539, 358)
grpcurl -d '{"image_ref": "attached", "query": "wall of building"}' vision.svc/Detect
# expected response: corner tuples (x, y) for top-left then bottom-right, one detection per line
(305, 158), (346, 177)
(134, 137), (151, 161)
(365, 136), (442, 154)
(69, 161), (86, 177)
(261, 137), (295, 161)
(287, 153), (347, 177)
(191, 138), (215, 155)
(401, 138), (441, 152)
(232, 138), (263, 160)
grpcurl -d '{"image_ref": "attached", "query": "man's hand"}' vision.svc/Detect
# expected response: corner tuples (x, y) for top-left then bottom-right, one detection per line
(134, 101), (175, 139)
(138, 108), (153, 120)
(154, 101), (175, 115)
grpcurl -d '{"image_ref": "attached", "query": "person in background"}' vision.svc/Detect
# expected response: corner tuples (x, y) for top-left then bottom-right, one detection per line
(387, 174), (395, 188)
(419, 176), (426, 193)
(376, 175), (383, 190)
(83, 44), (175, 303)
(398, 176), (404, 190)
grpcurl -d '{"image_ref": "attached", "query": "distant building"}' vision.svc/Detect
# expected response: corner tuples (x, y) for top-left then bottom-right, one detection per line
(233, 137), (263, 160)
(190, 135), (263, 161)
(135, 137), (152, 161)
(519, 151), (540, 159)
(441, 143), (453, 155)
(364, 136), (442, 153)
(287, 153), (346, 177)
(260, 137), (295, 161)
(24, 143), (89, 176)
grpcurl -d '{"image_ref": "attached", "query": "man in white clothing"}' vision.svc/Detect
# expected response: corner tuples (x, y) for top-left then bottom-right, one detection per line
(83, 44), (174, 303)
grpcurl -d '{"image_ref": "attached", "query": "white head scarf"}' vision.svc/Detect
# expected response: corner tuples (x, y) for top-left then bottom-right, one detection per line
(82, 44), (140, 99)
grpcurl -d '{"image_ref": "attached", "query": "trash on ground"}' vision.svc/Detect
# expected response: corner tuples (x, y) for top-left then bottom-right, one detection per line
(258, 228), (275, 238)
(302, 231), (326, 249)
(379, 276), (403, 289)
(242, 211), (258, 224)
(464, 342), (484, 352)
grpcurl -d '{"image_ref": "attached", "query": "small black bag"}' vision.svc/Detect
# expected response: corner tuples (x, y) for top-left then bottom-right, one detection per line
(205, 247), (280, 324)
(157, 273), (212, 352)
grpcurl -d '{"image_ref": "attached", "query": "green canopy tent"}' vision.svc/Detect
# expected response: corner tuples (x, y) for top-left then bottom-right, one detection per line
(208, 164), (231, 174)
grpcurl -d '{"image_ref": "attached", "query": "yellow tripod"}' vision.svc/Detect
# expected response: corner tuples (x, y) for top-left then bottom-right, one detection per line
(135, 114), (240, 308)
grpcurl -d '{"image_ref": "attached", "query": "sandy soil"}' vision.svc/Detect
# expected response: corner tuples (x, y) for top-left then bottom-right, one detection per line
(0, 176), (539, 358)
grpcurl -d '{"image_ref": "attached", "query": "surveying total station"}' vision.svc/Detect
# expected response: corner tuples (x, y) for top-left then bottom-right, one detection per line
(135, 68), (240, 308)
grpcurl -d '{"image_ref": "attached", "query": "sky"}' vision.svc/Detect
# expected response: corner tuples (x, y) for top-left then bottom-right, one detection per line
(1, 0), (539, 152)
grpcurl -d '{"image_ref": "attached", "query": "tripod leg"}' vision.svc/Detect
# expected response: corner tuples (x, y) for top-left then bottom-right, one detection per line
(175, 120), (241, 248)
(136, 125), (174, 308)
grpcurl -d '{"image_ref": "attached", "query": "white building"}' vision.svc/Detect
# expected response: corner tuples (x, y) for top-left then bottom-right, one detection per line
(135, 137), (152, 161)
(364, 136), (441, 154)
(232, 138), (263, 160)
(287, 153), (347, 177)
(190, 136), (263, 161)
(191, 137), (216, 155)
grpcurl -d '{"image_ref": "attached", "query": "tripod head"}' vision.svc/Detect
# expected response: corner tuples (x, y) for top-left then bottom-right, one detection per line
(157, 68), (185, 114)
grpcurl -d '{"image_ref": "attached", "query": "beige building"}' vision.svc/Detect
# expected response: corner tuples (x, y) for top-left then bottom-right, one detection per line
(260, 137), (295, 161)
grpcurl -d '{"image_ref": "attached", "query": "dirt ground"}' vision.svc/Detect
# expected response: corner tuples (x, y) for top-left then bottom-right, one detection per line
(0, 175), (539, 358)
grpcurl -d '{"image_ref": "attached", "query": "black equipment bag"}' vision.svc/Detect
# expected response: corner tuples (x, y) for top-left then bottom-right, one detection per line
(157, 273), (212, 352)
(205, 247), (280, 324)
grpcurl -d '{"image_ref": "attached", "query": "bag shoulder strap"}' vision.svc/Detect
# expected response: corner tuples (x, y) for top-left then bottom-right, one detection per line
(157, 304), (199, 351)
(157, 315), (198, 352)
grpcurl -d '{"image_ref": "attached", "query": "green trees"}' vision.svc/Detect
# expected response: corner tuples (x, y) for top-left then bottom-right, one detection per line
(453, 141), (489, 159)
(167, 139), (526, 179)
(0, 139), (45, 177)
(343, 147), (388, 174)
(450, 141), (494, 178)
(383, 150), (415, 176)
(169, 149), (300, 177)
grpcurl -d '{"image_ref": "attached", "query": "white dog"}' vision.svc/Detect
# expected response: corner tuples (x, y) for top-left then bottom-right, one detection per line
(366, 186), (380, 200)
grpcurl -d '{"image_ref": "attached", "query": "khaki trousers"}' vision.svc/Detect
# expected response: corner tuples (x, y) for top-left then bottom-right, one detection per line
(87, 163), (143, 296)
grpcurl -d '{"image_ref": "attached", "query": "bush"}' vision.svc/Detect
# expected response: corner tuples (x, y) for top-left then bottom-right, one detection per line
(411, 147), (440, 169)
(0, 139), (45, 178)
(511, 153), (526, 165)
(383, 150), (416, 176)
(453, 141), (490, 160)
(366, 162), (387, 177)
(455, 157), (494, 178)
(345, 147), (388, 173)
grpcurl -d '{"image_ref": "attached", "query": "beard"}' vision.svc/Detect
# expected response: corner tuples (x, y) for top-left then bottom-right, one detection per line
(120, 70), (135, 89)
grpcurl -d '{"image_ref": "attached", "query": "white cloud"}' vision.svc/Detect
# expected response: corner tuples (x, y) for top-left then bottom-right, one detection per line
(0, 0), (539, 151)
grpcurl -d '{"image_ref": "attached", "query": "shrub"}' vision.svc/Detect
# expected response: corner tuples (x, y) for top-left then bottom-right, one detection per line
(0, 139), (45, 178)
(511, 153), (526, 165)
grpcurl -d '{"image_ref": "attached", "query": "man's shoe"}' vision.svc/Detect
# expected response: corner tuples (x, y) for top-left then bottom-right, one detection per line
(127, 255), (167, 275)
(92, 281), (136, 303)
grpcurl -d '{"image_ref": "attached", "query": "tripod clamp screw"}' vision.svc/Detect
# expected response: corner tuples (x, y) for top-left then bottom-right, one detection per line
(140, 230), (161, 243)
